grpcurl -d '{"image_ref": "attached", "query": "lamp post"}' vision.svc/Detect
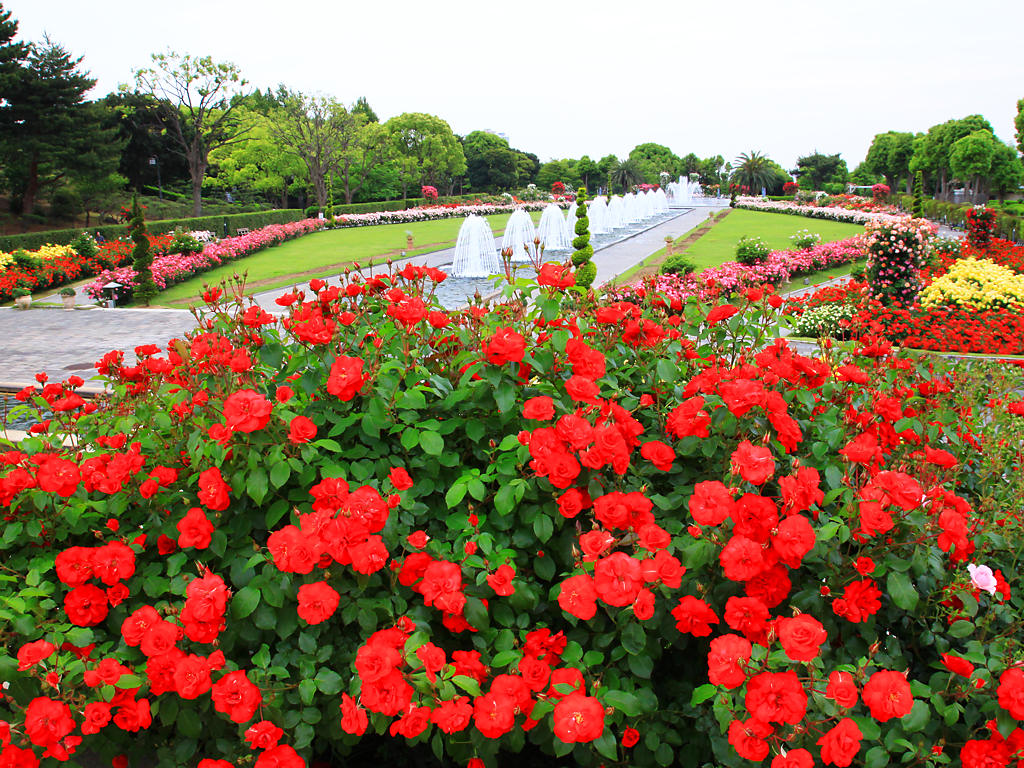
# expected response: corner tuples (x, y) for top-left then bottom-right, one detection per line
(149, 156), (162, 200)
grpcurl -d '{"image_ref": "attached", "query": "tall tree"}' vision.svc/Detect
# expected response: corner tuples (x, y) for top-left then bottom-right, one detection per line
(1, 37), (118, 216)
(731, 151), (775, 194)
(463, 131), (518, 191)
(100, 91), (190, 194)
(610, 157), (644, 194)
(575, 155), (598, 190)
(863, 132), (914, 191)
(351, 96), (378, 124)
(988, 140), (1023, 202)
(207, 111), (306, 207)
(384, 113), (466, 200)
(909, 116), (993, 200)
(628, 143), (682, 184)
(794, 151), (848, 190)
(0, 2), (28, 134)
(266, 88), (361, 208)
(950, 129), (996, 203)
(133, 51), (251, 216)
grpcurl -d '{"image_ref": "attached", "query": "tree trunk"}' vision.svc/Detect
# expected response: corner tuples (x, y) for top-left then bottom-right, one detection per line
(21, 155), (39, 216)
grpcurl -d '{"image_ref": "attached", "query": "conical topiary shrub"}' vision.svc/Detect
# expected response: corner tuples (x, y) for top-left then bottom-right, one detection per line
(571, 187), (596, 288)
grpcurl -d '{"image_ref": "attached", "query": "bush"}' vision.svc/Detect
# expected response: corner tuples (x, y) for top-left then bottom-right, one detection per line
(659, 252), (697, 275)
(790, 302), (855, 338)
(1, 271), (1022, 768)
(50, 189), (82, 220)
(734, 235), (770, 265)
(820, 182), (845, 195)
(864, 218), (934, 305)
(789, 229), (821, 250)
(69, 231), (99, 260)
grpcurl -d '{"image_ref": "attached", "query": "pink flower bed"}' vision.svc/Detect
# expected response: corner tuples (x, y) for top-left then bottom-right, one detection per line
(608, 236), (867, 304)
(333, 201), (560, 228)
(85, 219), (326, 301)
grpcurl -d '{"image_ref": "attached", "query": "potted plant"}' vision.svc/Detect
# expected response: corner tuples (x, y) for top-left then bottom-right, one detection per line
(60, 286), (77, 310)
(12, 286), (31, 310)
(405, 230), (414, 250)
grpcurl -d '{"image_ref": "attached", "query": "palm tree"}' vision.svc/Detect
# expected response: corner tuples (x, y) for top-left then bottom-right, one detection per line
(732, 151), (775, 195)
(610, 158), (644, 194)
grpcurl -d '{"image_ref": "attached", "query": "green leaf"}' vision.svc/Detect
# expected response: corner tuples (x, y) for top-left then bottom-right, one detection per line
(949, 620), (974, 638)
(232, 585), (261, 619)
(533, 514), (553, 543)
(887, 571), (919, 611)
(177, 708), (202, 738)
(453, 675), (482, 697)
(901, 699), (929, 733)
(445, 483), (467, 508)
(865, 746), (890, 768)
(420, 431), (444, 456)
(593, 730), (618, 760)
(491, 650), (519, 668)
(621, 622), (646, 655)
(628, 654), (654, 679)
(269, 461), (290, 489)
(315, 667), (343, 695)
(247, 468), (269, 504)
(690, 683), (717, 707)
(299, 679), (317, 705)
(604, 689), (642, 716)
(494, 381), (517, 413)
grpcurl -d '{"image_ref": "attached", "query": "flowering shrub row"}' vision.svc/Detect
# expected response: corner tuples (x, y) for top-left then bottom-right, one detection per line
(863, 218), (936, 306)
(609, 236), (867, 305)
(83, 219), (327, 302)
(3, 258), (1020, 767)
(333, 201), (563, 229)
(734, 198), (904, 225)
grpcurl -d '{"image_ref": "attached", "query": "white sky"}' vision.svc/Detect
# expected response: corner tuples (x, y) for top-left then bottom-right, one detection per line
(8, 0), (1023, 171)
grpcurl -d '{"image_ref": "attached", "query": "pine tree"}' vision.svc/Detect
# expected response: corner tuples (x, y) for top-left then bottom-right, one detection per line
(912, 171), (924, 218)
(130, 196), (158, 305)
(571, 187), (596, 288)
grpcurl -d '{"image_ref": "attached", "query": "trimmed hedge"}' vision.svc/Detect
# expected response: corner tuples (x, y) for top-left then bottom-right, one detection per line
(0, 209), (306, 252)
(897, 195), (1023, 241)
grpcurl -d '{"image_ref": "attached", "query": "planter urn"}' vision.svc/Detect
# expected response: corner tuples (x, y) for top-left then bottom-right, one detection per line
(14, 295), (31, 310)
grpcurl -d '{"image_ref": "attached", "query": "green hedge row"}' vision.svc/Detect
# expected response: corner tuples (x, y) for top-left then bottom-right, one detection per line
(897, 195), (1023, 240)
(0, 209), (307, 252)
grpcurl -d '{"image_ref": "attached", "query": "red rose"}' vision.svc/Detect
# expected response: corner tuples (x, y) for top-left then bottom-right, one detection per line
(288, 415), (317, 444)
(728, 717), (773, 761)
(772, 515), (815, 568)
(17, 640), (57, 671)
(666, 396), (710, 439)
(173, 653), (213, 699)
(389, 466), (413, 490)
(706, 304), (740, 326)
(817, 717), (862, 767)
(708, 633), (752, 689)
(54, 546), (94, 586)
(483, 327), (526, 365)
(689, 480), (734, 526)
(522, 396), (555, 420)
(267, 525), (318, 574)
(719, 535), (766, 582)
(997, 668), (1024, 720)
(91, 541), (135, 586)
(340, 692), (369, 735)
(34, 455), (81, 497)
(81, 701), (112, 734)
(826, 670), (858, 708)
(731, 440), (775, 485)
(558, 574), (597, 620)
(65, 584), (109, 626)
(254, 744), (305, 768)
(556, 487), (591, 518)
(777, 614), (827, 662)
(211, 670), (262, 723)
(197, 467), (230, 511)
(177, 507), (214, 549)
(297, 581), (340, 625)
(24, 696), (75, 747)
(565, 375), (601, 405)
(472, 691), (516, 738)
(222, 389), (272, 433)
(633, 588), (655, 620)
(244, 720), (284, 749)
(640, 440), (675, 471)
(553, 692), (604, 743)
(326, 355), (367, 401)
(593, 553), (642, 607)
(745, 670), (807, 724)
(430, 696), (473, 734)
(832, 579), (882, 623)
(772, 747), (814, 768)
(486, 564), (516, 597)
(671, 595), (719, 637)
(622, 726), (640, 748)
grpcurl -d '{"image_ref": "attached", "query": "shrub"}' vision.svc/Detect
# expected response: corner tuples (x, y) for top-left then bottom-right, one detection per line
(789, 229), (821, 250)
(168, 230), (205, 256)
(912, 171), (924, 218)
(70, 231), (99, 260)
(966, 206), (997, 252)
(1, 269), (1022, 768)
(734, 235), (770, 265)
(129, 197), (158, 306)
(659, 252), (697, 275)
(571, 187), (595, 287)
(782, 181), (798, 196)
(790, 302), (855, 338)
(863, 218), (934, 305)
(871, 183), (890, 201)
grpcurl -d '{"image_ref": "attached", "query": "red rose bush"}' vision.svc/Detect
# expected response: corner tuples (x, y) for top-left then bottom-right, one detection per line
(0, 260), (1021, 768)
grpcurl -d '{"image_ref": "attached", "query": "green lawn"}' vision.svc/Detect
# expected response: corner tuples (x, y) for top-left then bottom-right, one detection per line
(153, 211), (541, 306)
(682, 209), (864, 270)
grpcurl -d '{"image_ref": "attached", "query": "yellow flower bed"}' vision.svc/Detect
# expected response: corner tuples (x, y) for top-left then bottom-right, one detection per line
(0, 251), (13, 273)
(35, 243), (77, 261)
(920, 257), (1024, 311)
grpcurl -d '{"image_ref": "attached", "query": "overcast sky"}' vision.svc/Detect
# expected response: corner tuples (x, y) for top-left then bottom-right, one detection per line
(8, 0), (1022, 171)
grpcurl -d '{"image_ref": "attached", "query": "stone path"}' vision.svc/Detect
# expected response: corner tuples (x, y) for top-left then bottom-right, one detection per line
(0, 206), (726, 387)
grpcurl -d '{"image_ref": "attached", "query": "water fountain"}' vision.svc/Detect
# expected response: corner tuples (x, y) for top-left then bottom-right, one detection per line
(501, 208), (537, 263)
(639, 190), (656, 218)
(623, 193), (642, 224)
(654, 187), (670, 212)
(606, 195), (625, 229)
(668, 176), (703, 207)
(536, 203), (573, 251)
(587, 196), (609, 234)
(565, 199), (578, 235)
(451, 215), (500, 277)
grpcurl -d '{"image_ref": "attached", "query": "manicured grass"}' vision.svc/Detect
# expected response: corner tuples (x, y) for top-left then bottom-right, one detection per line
(777, 261), (865, 295)
(153, 211), (541, 306)
(682, 209), (864, 271)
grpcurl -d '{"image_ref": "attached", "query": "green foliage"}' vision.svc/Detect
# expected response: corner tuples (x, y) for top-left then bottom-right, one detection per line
(734, 235), (770, 265)
(789, 229), (821, 250)
(659, 252), (697, 275)
(794, 151), (848, 190)
(69, 231), (98, 259)
(130, 195), (158, 305)
(384, 112), (467, 200)
(791, 303), (855, 338)
(912, 171), (924, 217)
(571, 189), (594, 285)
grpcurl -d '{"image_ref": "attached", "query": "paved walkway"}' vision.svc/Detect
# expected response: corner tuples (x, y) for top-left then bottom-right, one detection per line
(0, 207), (726, 387)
